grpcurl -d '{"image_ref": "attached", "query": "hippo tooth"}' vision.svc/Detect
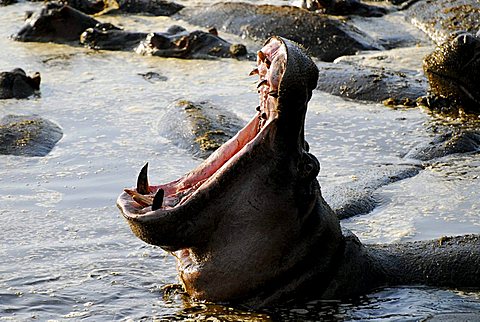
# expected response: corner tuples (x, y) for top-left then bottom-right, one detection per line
(124, 189), (152, 207)
(257, 79), (268, 88)
(136, 162), (150, 195)
(151, 188), (165, 211)
(249, 68), (259, 76)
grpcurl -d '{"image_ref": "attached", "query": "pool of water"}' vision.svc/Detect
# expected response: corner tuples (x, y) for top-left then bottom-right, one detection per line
(0, 1), (479, 320)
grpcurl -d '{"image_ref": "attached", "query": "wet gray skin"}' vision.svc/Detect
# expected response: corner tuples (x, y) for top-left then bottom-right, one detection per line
(176, 2), (382, 61)
(13, 2), (99, 43)
(117, 37), (480, 308)
(300, 0), (387, 17)
(0, 68), (41, 99)
(423, 31), (480, 115)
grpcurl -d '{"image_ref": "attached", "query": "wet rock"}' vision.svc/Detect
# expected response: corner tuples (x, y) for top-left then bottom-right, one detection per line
(316, 61), (427, 103)
(0, 68), (41, 99)
(0, 115), (63, 157)
(13, 2), (99, 43)
(405, 0), (480, 44)
(176, 2), (382, 61)
(158, 100), (243, 159)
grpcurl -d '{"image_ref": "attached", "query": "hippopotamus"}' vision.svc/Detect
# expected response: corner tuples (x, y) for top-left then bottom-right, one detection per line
(13, 2), (99, 43)
(0, 115), (63, 157)
(300, 0), (388, 17)
(157, 100), (244, 159)
(94, 0), (183, 16)
(81, 24), (249, 59)
(422, 31), (480, 115)
(117, 37), (479, 308)
(0, 68), (41, 99)
(176, 2), (381, 61)
(405, 0), (480, 44)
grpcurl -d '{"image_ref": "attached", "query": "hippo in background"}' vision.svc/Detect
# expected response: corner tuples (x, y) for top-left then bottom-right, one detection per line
(81, 24), (250, 59)
(0, 68), (41, 99)
(13, 2), (99, 43)
(62, 0), (183, 16)
(0, 115), (63, 157)
(176, 2), (382, 61)
(299, 0), (388, 17)
(422, 31), (480, 116)
(117, 37), (480, 308)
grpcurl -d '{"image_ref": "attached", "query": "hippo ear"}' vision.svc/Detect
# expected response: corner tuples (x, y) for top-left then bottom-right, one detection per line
(24, 11), (34, 21)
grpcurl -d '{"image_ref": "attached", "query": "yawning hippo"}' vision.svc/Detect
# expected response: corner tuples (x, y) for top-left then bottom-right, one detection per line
(117, 37), (479, 307)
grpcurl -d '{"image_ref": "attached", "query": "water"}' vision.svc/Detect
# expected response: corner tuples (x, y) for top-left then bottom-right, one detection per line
(1, 2), (479, 320)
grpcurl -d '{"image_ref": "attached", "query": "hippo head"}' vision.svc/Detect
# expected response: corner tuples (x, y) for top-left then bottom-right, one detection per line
(135, 26), (247, 59)
(117, 37), (342, 306)
(423, 31), (480, 114)
(13, 2), (98, 43)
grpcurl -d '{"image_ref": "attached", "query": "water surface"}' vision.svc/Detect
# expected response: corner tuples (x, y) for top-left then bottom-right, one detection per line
(0, 2), (479, 320)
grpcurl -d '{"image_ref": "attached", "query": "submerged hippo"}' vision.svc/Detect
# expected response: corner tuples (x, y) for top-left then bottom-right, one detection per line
(81, 24), (249, 59)
(117, 37), (479, 307)
(0, 115), (63, 157)
(13, 2), (99, 43)
(176, 2), (381, 61)
(300, 0), (387, 17)
(422, 31), (480, 115)
(405, 0), (480, 44)
(0, 68), (41, 99)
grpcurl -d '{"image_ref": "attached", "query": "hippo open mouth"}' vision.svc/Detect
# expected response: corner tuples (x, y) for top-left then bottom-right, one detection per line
(117, 36), (337, 305)
(117, 37), (287, 243)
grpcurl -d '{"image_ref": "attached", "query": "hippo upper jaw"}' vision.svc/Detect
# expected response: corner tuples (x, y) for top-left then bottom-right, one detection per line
(118, 36), (342, 304)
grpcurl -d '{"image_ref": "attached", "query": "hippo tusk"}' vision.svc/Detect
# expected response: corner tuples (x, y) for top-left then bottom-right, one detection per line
(249, 68), (259, 76)
(136, 162), (150, 195)
(152, 188), (165, 211)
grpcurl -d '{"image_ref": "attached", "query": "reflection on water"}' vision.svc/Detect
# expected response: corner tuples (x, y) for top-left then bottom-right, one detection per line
(0, 2), (479, 320)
